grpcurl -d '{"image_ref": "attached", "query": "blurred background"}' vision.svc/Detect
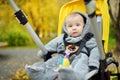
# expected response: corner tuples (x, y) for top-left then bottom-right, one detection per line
(0, 0), (71, 47)
(0, 0), (119, 80)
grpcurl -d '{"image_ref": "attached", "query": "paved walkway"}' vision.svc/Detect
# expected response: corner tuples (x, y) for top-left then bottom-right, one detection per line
(0, 48), (43, 80)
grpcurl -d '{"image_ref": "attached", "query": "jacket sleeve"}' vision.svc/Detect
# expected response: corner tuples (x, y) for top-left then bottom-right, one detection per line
(86, 38), (100, 68)
(37, 35), (63, 57)
(45, 37), (59, 52)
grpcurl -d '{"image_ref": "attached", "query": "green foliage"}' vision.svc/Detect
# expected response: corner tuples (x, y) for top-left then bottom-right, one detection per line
(7, 30), (29, 46)
(108, 22), (116, 46)
(0, 30), (8, 42)
(109, 22), (115, 38)
(0, 20), (34, 46)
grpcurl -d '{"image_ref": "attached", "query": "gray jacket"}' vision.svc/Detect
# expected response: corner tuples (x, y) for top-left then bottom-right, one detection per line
(38, 12), (100, 68)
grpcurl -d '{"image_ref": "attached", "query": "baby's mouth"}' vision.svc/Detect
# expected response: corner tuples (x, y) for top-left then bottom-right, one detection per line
(73, 32), (77, 34)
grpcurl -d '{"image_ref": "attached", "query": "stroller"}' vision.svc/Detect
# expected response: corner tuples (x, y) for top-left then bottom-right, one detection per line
(56, 0), (119, 80)
(8, 0), (120, 80)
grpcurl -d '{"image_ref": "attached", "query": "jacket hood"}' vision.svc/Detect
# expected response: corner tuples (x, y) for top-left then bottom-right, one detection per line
(62, 12), (93, 41)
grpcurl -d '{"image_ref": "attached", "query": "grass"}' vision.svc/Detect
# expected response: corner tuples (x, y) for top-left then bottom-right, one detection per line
(108, 37), (116, 47)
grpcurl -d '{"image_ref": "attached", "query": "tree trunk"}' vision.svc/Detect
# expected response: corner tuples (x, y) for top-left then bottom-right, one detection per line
(114, 23), (120, 56)
(108, 0), (120, 56)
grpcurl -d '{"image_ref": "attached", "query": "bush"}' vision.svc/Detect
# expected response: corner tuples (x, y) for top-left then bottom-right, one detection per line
(7, 30), (33, 46)
(0, 22), (35, 46)
(108, 22), (116, 46)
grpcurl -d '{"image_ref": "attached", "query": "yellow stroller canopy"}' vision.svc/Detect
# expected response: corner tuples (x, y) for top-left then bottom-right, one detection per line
(57, 0), (110, 53)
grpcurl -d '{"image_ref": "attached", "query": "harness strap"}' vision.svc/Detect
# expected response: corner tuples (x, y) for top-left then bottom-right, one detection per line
(75, 32), (94, 56)
(63, 32), (94, 62)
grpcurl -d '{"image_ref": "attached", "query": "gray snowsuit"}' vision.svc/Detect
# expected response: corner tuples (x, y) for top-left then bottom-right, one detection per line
(25, 12), (100, 80)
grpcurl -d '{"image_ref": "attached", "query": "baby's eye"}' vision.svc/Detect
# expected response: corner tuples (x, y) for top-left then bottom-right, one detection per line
(68, 25), (72, 27)
(76, 24), (80, 26)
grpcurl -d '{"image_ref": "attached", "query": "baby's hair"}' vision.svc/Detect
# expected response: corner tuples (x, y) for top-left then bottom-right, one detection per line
(68, 12), (86, 24)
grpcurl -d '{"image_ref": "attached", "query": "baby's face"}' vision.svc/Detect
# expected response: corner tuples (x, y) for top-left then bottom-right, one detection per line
(66, 14), (85, 37)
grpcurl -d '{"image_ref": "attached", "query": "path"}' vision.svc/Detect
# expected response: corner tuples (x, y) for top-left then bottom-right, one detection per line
(0, 48), (43, 80)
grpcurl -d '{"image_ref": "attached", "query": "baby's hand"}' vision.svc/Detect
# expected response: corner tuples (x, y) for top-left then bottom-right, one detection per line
(37, 50), (46, 58)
